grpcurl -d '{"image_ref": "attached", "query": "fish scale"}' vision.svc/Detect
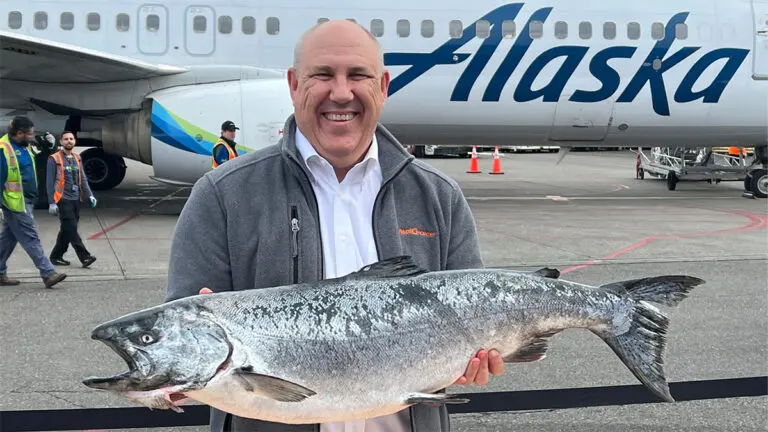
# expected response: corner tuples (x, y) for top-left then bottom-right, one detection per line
(83, 255), (704, 425)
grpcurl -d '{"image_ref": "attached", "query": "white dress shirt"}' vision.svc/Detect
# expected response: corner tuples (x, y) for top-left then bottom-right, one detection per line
(295, 126), (411, 432)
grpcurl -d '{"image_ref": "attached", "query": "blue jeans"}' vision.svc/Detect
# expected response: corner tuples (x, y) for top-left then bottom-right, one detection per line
(0, 204), (56, 278)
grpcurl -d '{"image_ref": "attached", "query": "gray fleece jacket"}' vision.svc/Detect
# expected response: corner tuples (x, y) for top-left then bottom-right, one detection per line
(165, 114), (484, 432)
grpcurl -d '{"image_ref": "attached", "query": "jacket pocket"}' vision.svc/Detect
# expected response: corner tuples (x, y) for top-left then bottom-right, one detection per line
(290, 205), (300, 284)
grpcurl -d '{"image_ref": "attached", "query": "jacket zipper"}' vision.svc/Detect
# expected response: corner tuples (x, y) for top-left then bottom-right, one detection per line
(287, 154), (324, 280)
(290, 205), (300, 284)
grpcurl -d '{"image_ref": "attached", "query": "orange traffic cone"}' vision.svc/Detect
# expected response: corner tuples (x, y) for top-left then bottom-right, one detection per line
(489, 146), (504, 175)
(467, 146), (481, 173)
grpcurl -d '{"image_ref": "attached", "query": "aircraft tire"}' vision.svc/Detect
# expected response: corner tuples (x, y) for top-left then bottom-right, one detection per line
(748, 168), (767, 198)
(81, 148), (126, 191)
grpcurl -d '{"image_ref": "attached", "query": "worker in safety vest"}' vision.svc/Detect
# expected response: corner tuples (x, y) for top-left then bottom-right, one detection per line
(0, 116), (67, 288)
(212, 120), (240, 168)
(46, 131), (97, 268)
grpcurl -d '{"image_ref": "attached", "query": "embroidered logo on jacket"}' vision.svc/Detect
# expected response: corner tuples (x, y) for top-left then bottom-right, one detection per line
(399, 227), (436, 237)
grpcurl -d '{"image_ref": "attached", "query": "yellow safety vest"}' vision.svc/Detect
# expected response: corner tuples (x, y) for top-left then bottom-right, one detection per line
(0, 133), (36, 212)
(212, 138), (238, 168)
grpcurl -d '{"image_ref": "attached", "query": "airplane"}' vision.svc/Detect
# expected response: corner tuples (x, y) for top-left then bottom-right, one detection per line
(0, 0), (766, 200)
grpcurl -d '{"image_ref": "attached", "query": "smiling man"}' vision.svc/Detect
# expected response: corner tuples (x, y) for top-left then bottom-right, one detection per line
(165, 20), (503, 432)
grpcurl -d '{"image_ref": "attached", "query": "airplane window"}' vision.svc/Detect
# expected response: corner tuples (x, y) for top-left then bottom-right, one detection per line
(266, 17), (279, 35)
(60, 12), (74, 30)
(397, 19), (410, 37)
(193, 15), (207, 33)
(318, 17), (329, 24)
(34, 12), (48, 30)
(370, 19), (384, 37)
(476, 19), (490, 39)
(87, 12), (100, 31)
(346, 18), (356, 23)
(627, 22), (640, 40)
(8, 11), (21, 29)
(421, 20), (434, 38)
(501, 20), (515, 38)
(579, 21), (592, 39)
(116, 13), (130, 31)
(449, 20), (463, 38)
(529, 20), (543, 38)
(219, 15), (232, 34)
(146, 14), (159, 32)
(554, 21), (567, 39)
(675, 23), (687, 39)
(603, 22), (616, 39)
(242, 16), (256, 34)
(651, 22), (664, 40)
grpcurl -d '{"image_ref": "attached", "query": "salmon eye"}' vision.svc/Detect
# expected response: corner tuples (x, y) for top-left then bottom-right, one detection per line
(140, 334), (154, 344)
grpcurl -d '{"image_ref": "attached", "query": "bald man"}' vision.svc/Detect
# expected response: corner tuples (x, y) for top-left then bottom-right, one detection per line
(165, 20), (503, 432)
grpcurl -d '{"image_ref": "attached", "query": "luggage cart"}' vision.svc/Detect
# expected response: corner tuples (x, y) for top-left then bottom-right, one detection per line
(634, 147), (755, 191)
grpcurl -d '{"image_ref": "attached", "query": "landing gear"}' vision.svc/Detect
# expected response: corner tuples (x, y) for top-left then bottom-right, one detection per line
(80, 148), (127, 191)
(743, 146), (767, 199)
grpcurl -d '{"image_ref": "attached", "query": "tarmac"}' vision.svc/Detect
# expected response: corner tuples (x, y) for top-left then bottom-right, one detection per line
(0, 149), (766, 431)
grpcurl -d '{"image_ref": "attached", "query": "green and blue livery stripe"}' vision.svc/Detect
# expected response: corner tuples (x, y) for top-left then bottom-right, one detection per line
(150, 100), (252, 155)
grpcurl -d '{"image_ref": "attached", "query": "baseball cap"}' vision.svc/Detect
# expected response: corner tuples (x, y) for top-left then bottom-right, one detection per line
(221, 120), (239, 131)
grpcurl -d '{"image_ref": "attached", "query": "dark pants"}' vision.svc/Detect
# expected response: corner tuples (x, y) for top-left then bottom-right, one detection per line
(50, 199), (91, 262)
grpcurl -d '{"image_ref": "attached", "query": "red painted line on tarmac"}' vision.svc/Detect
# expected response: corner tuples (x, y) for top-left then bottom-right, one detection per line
(87, 214), (139, 240)
(560, 208), (768, 275)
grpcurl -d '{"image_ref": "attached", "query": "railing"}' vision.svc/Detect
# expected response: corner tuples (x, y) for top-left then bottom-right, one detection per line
(1, 376), (765, 432)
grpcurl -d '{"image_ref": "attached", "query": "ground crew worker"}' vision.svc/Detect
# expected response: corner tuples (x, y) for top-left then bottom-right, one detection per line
(46, 131), (97, 268)
(0, 116), (67, 288)
(211, 120), (239, 168)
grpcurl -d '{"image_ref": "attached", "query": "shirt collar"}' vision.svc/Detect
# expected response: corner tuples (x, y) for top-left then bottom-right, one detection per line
(294, 126), (380, 182)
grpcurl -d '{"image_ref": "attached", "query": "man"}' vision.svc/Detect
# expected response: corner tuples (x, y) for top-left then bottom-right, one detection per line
(165, 20), (504, 432)
(0, 116), (67, 288)
(46, 130), (97, 268)
(211, 120), (240, 168)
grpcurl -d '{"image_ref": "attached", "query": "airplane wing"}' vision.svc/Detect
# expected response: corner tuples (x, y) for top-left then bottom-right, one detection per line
(0, 30), (187, 83)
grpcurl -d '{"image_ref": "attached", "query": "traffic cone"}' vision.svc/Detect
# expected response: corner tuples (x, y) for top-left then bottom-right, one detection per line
(466, 146), (481, 173)
(489, 146), (504, 175)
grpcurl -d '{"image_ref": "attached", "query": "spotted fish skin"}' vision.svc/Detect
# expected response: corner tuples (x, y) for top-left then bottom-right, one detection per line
(83, 256), (704, 424)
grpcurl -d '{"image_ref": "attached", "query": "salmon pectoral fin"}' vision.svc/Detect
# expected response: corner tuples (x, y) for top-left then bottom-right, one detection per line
(233, 366), (317, 402)
(405, 393), (470, 407)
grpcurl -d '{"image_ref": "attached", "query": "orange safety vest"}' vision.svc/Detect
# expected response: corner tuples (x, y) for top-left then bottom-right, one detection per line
(50, 150), (83, 203)
(212, 138), (238, 169)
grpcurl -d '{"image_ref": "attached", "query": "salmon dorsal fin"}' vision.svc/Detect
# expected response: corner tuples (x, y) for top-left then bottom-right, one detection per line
(348, 256), (428, 279)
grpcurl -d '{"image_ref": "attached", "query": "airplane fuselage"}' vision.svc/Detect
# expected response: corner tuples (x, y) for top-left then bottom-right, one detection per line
(1, 0), (767, 193)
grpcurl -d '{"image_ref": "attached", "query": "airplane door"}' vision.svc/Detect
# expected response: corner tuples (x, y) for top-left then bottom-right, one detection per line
(751, 0), (768, 78)
(548, 96), (613, 142)
(185, 6), (215, 56)
(138, 4), (168, 55)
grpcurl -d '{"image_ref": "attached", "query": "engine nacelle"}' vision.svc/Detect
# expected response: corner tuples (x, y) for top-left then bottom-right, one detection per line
(122, 77), (293, 186)
(101, 99), (153, 165)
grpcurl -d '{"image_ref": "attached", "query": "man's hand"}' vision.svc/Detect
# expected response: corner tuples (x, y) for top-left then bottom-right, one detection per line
(89, 196), (97, 208)
(454, 349), (504, 386)
(200, 288), (213, 294)
(48, 204), (57, 216)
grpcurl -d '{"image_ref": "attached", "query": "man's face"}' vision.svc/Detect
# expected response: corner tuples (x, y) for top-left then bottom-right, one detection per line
(222, 129), (236, 141)
(287, 21), (390, 173)
(61, 133), (76, 150)
(12, 127), (34, 144)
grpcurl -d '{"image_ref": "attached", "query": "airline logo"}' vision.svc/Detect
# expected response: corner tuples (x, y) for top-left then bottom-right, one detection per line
(384, 3), (750, 116)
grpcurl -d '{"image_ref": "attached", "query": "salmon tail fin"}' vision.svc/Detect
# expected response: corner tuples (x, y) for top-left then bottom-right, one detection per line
(593, 275), (705, 403)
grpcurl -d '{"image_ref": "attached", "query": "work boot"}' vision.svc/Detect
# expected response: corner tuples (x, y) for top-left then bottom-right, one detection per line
(81, 256), (96, 268)
(0, 275), (20, 286)
(42, 272), (66, 288)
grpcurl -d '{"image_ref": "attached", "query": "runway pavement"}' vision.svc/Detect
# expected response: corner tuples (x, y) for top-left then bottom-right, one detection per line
(0, 149), (765, 431)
